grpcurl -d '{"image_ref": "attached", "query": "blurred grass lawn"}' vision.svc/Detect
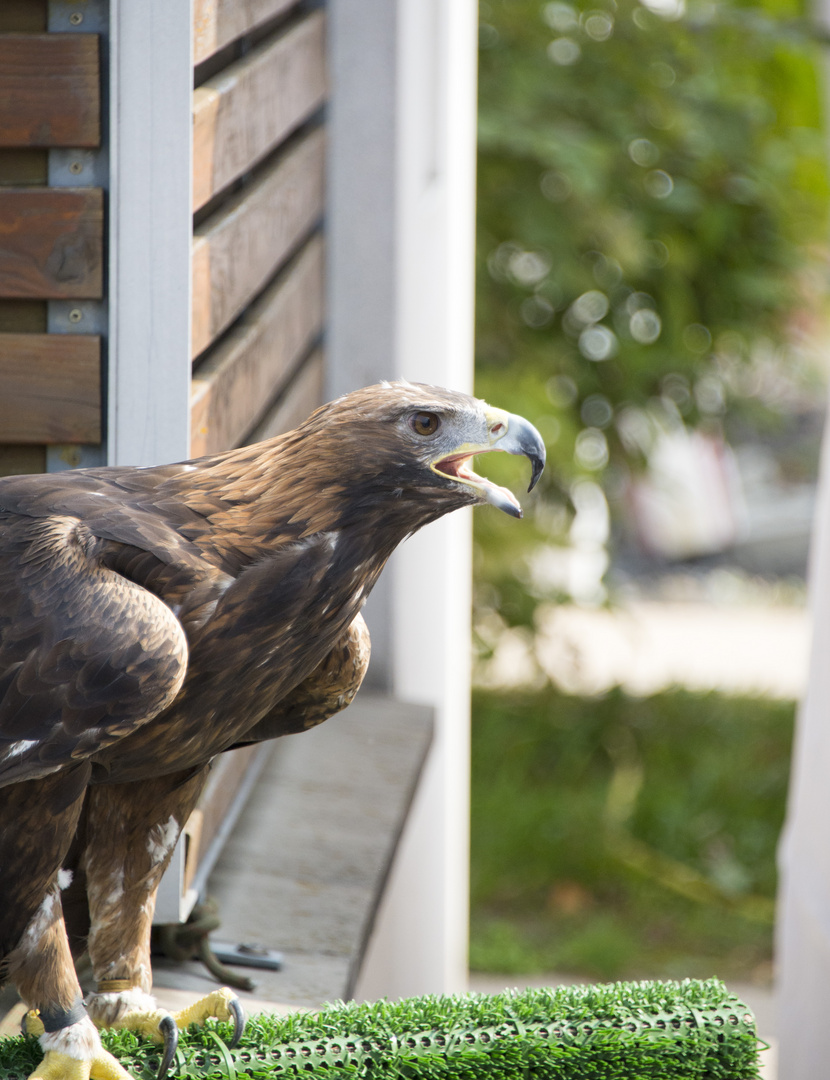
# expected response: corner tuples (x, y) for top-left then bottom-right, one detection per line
(470, 685), (794, 983)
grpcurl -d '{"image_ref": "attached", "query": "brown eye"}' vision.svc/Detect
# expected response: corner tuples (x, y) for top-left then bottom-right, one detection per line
(411, 412), (440, 436)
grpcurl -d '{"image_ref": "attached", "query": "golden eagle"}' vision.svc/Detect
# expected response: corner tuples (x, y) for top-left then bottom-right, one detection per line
(0, 383), (544, 1080)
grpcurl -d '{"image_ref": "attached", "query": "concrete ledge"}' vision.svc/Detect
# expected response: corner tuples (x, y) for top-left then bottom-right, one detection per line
(151, 694), (434, 1008)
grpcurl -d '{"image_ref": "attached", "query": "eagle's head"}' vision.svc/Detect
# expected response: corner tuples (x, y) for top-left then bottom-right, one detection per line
(296, 381), (546, 527)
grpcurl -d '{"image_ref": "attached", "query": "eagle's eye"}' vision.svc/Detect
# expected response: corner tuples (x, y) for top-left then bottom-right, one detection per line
(411, 412), (440, 436)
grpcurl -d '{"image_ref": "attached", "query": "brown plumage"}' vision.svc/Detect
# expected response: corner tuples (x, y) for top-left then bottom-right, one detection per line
(0, 382), (544, 1080)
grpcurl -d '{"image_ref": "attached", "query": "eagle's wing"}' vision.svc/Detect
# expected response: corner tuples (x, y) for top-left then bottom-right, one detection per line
(229, 612), (372, 746)
(0, 510), (191, 788)
(89, 532), (353, 781)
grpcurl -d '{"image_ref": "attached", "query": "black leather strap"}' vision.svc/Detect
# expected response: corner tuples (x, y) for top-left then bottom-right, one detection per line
(39, 999), (87, 1033)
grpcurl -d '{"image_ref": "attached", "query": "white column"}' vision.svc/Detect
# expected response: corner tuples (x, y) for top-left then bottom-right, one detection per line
(776, 399), (830, 1076)
(107, 0), (193, 466)
(775, 0), (830, 1061)
(326, 0), (399, 690)
(326, 0), (397, 400)
(350, 0), (479, 999)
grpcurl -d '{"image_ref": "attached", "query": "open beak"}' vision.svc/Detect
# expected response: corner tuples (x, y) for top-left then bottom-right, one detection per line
(431, 407), (546, 518)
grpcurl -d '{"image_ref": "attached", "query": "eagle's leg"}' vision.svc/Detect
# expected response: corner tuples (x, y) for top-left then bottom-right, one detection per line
(0, 772), (131, 1080)
(81, 769), (243, 1069)
(14, 895), (133, 1080)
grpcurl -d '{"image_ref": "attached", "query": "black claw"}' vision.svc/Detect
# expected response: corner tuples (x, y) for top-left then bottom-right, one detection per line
(228, 996), (245, 1048)
(157, 1014), (179, 1080)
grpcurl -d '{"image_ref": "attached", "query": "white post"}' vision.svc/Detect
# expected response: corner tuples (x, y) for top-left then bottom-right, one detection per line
(347, 0), (479, 998)
(104, 0), (193, 920)
(774, 0), (830, 1065)
(107, 0), (193, 466)
(776, 398), (830, 1076)
(326, 0), (399, 691)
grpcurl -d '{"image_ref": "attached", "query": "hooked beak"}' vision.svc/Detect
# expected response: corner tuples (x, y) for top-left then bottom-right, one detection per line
(430, 407), (546, 518)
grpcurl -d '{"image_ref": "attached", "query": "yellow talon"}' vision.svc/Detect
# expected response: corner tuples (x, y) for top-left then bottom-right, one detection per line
(52, 984), (243, 1080)
(106, 1008), (170, 1044)
(88, 1050), (134, 1080)
(26, 1048), (133, 1080)
(27, 1050), (90, 1080)
(99, 986), (239, 1043)
(24, 1012), (132, 1080)
(171, 987), (236, 1030)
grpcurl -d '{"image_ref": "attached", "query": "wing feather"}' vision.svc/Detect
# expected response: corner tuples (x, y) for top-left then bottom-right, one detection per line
(0, 511), (189, 788)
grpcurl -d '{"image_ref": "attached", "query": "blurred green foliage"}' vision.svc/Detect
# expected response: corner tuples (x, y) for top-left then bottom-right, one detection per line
(470, 0), (813, 984)
(470, 685), (794, 980)
(477, 0), (828, 454)
(474, 0), (829, 610)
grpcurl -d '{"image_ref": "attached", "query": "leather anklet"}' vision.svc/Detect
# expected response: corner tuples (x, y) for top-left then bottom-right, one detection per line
(96, 979), (135, 993)
(39, 998), (87, 1032)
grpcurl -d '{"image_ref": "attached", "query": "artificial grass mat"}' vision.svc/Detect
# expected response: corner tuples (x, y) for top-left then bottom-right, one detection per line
(0, 979), (761, 1078)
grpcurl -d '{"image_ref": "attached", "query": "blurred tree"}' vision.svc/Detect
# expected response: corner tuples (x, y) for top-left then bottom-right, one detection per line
(475, 0), (829, 622)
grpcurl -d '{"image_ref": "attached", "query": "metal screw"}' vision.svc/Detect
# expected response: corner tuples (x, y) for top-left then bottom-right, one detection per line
(68, 308), (83, 324)
(68, 161), (83, 175)
(69, 11), (83, 25)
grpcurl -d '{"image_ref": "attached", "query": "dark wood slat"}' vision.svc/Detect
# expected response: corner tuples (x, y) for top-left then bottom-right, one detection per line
(0, 148), (48, 184)
(0, 333), (100, 443)
(0, 188), (103, 299)
(0, 445), (46, 477)
(0, 3), (47, 33)
(0, 299), (46, 332)
(0, 34), (100, 148)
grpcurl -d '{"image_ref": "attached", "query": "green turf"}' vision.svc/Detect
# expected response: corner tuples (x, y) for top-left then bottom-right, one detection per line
(0, 981), (760, 1078)
(471, 686), (795, 981)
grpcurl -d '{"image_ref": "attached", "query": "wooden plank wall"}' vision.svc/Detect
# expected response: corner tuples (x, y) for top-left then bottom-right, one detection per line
(0, 0), (325, 474)
(0, 3), (103, 469)
(190, 0), (327, 458)
(193, 12), (324, 211)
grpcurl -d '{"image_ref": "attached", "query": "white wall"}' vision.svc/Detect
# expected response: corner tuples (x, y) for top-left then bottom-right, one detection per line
(327, 0), (479, 997)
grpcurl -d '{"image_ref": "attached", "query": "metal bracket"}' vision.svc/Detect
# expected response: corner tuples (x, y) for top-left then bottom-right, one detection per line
(46, 0), (109, 472)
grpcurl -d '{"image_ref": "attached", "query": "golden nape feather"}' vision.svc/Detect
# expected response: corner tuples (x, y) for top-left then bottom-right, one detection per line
(0, 382), (544, 1080)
